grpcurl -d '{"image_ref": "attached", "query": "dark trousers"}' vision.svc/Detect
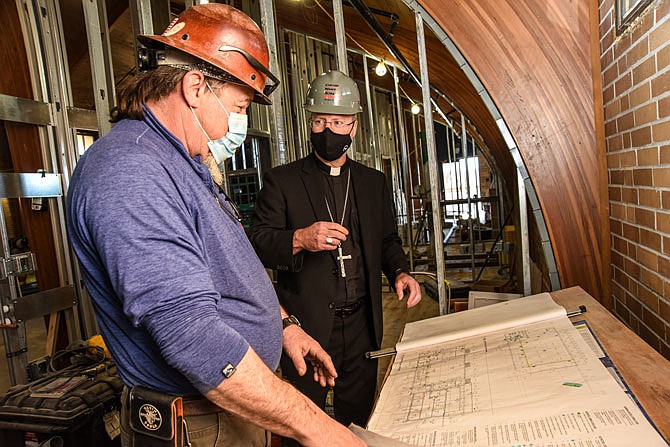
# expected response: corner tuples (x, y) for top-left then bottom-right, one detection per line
(281, 301), (378, 445)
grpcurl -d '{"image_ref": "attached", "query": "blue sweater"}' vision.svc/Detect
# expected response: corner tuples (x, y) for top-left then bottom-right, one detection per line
(66, 107), (282, 394)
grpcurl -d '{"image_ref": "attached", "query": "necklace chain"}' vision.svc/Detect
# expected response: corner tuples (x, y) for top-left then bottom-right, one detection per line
(324, 169), (351, 227)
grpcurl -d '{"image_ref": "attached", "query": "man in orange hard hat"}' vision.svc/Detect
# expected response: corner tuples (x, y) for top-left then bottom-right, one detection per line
(66, 4), (366, 446)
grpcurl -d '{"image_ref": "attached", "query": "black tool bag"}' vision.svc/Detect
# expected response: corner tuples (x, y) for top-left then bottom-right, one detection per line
(0, 360), (123, 447)
(129, 386), (187, 447)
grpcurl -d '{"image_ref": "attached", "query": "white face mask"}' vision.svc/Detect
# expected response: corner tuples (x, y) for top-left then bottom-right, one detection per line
(190, 82), (248, 164)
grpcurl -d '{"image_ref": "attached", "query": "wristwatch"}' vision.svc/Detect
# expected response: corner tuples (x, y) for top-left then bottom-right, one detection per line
(282, 314), (301, 330)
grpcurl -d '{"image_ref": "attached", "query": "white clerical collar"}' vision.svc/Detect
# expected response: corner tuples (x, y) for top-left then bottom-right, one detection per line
(330, 166), (341, 176)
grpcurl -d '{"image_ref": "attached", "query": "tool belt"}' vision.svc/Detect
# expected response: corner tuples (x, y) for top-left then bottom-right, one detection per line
(129, 386), (191, 447)
(333, 298), (365, 317)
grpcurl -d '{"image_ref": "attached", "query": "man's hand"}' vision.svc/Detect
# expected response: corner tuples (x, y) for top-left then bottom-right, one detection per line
(283, 325), (338, 387)
(395, 272), (422, 308)
(293, 222), (349, 254)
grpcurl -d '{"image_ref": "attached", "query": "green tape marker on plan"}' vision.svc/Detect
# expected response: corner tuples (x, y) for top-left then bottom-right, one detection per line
(563, 382), (583, 387)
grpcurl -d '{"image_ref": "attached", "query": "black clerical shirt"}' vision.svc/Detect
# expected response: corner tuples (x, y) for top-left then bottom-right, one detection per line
(313, 154), (367, 306)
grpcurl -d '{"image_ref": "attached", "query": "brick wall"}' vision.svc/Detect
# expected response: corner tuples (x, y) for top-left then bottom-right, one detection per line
(600, 0), (670, 359)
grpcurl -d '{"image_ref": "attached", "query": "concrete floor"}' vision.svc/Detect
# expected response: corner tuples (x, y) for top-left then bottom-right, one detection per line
(377, 286), (439, 391)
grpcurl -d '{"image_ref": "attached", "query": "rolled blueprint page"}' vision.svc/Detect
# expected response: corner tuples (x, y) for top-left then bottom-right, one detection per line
(396, 293), (566, 353)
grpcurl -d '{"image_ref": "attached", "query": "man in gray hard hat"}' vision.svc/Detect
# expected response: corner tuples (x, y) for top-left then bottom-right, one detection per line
(249, 70), (421, 434)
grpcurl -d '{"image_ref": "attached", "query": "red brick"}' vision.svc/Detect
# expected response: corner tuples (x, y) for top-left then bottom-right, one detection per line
(657, 211), (670, 233)
(605, 118), (618, 135)
(611, 218), (623, 236)
(624, 169), (634, 185)
(659, 255), (670, 277)
(623, 222), (641, 242)
(633, 56), (656, 84)
(627, 205), (637, 221)
(614, 33), (632, 59)
(602, 49), (614, 70)
(607, 135), (623, 153)
(620, 94), (630, 111)
(639, 285), (659, 312)
(664, 236), (670, 255)
(611, 202), (626, 219)
(600, 9), (613, 36)
(637, 146), (659, 165)
(632, 126), (652, 146)
(616, 71), (634, 95)
(622, 186), (639, 203)
(623, 131), (632, 148)
(618, 56), (629, 77)
(657, 45), (670, 71)
(638, 188), (661, 207)
(637, 245), (659, 270)
(633, 168), (653, 186)
(604, 62), (619, 86)
(614, 263), (629, 284)
(614, 300), (631, 324)
(658, 0), (670, 21)
(653, 120), (670, 142)
(651, 70), (670, 97)
(635, 102), (657, 126)
(621, 149), (637, 167)
(660, 97), (670, 119)
(617, 111), (634, 131)
(613, 234), (628, 254)
(628, 82), (651, 107)
(638, 323), (661, 351)
(643, 307), (664, 336)
(650, 16), (670, 51)
(607, 152), (620, 168)
(663, 190), (670, 208)
(660, 145), (670, 163)
(612, 250), (624, 269)
(636, 207), (656, 227)
(627, 37), (648, 67)
(605, 100), (621, 120)
(604, 84), (615, 103)
(655, 166), (670, 186)
(661, 299), (670, 321)
(610, 169), (625, 184)
(602, 28), (615, 54)
(627, 273), (640, 295)
(632, 15), (654, 43)
(641, 269), (664, 296)
(609, 185), (623, 201)
(612, 278), (624, 299)
(625, 257), (642, 278)
(640, 227), (662, 251)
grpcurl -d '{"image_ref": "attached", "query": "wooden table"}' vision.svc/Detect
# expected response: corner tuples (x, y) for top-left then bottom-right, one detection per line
(551, 286), (670, 441)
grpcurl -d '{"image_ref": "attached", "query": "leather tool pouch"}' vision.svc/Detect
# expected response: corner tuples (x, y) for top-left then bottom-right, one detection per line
(129, 386), (187, 447)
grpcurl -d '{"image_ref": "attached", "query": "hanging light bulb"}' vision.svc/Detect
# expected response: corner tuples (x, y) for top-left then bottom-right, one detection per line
(411, 103), (421, 115)
(375, 60), (387, 76)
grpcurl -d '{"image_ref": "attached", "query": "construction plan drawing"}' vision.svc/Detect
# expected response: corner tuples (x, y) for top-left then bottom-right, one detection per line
(367, 293), (667, 447)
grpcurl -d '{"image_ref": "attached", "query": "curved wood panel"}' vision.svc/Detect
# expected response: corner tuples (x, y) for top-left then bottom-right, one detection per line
(419, 0), (609, 300)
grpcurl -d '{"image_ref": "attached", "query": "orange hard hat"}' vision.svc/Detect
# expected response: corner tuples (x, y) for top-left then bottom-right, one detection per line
(138, 4), (278, 105)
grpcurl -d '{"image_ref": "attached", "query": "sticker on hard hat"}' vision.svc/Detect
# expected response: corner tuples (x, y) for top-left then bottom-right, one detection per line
(323, 84), (338, 100)
(163, 20), (185, 37)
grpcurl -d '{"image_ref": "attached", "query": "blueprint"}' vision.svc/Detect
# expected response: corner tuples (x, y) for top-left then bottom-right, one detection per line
(367, 295), (667, 447)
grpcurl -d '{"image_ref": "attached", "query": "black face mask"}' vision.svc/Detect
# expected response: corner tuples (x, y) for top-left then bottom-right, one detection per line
(310, 128), (352, 161)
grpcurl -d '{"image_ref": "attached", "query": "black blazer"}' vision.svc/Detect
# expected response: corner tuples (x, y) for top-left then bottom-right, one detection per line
(248, 155), (408, 349)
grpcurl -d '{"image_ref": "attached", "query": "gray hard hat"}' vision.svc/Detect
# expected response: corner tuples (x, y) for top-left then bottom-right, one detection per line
(304, 70), (362, 115)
